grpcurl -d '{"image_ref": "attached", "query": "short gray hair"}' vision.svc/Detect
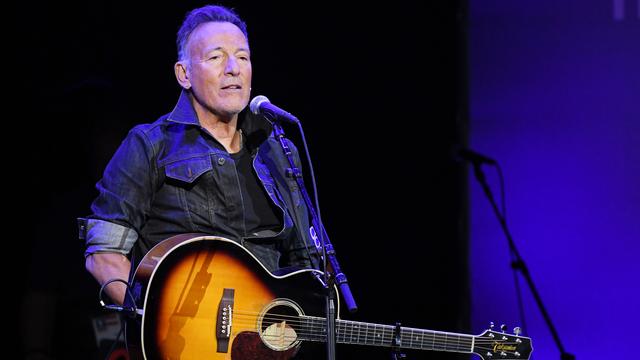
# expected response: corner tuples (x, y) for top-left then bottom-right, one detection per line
(176, 5), (248, 62)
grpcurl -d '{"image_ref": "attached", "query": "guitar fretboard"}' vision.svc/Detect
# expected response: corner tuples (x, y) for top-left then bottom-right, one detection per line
(298, 317), (474, 353)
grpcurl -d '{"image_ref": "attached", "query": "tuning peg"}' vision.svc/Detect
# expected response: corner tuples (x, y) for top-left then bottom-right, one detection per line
(489, 322), (495, 330)
(500, 324), (507, 332)
(513, 327), (522, 336)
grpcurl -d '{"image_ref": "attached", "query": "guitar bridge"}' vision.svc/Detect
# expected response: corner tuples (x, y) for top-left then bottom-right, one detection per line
(216, 288), (234, 353)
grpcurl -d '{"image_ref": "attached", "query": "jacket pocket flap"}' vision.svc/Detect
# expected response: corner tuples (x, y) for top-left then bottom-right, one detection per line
(165, 155), (212, 183)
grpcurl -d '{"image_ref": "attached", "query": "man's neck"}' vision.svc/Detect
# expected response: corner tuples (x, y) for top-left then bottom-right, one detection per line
(191, 99), (242, 153)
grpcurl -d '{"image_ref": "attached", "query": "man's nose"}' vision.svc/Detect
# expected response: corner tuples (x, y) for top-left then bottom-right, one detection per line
(225, 56), (240, 75)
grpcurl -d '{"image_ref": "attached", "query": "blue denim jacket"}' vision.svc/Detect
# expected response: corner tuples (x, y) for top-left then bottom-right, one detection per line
(83, 90), (318, 271)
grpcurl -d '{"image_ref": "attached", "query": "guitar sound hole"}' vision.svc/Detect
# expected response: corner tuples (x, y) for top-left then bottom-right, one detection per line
(258, 300), (303, 351)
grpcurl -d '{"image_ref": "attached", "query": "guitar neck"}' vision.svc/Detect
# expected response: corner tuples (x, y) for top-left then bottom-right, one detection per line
(299, 317), (474, 354)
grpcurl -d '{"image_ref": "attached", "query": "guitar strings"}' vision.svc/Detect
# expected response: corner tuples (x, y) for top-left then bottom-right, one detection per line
(224, 312), (520, 352)
(232, 309), (523, 343)
(230, 312), (515, 345)
(217, 321), (521, 355)
(233, 326), (518, 355)
(232, 323), (513, 348)
(234, 311), (504, 342)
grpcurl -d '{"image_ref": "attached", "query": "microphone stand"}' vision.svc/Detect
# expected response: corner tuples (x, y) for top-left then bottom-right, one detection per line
(272, 120), (357, 360)
(471, 162), (575, 360)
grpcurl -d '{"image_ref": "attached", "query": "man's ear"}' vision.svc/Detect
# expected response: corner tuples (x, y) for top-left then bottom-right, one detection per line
(174, 61), (191, 89)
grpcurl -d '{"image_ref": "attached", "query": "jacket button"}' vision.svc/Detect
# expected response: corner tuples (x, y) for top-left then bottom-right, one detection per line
(217, 157), (226, 166)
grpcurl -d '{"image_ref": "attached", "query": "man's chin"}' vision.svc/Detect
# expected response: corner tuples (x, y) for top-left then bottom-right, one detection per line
(214, 106), (247, 120)
(221, 98), (249, 114)
(215, 100), (249, 116)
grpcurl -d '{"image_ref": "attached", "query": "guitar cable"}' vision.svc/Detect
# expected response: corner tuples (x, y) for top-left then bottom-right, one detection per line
(294, 120), (329, 276)
(98, 278), (137, 360)
(98, 278), (138, 314)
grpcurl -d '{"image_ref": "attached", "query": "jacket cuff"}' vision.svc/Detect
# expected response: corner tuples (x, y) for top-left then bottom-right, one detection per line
(84, 219), (138, 257)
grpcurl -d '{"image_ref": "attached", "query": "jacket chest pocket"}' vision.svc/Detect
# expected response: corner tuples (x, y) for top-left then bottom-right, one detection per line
(162, 155), (217, 230)
(165, 155), (213, 184)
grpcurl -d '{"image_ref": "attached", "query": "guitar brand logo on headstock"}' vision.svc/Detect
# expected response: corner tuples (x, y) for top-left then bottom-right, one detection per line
(492, 342), (517, 352)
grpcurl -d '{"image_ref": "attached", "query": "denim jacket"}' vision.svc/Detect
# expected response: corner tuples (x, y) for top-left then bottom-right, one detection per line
(82, 90), (318, 271)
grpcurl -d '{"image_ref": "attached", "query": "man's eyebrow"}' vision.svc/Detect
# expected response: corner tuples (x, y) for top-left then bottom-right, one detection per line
(203, 46), (223, 53)
(204, 46), (250, 53)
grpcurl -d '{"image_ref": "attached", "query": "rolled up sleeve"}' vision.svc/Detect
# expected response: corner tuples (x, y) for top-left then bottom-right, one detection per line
(84, 219), (138, 257)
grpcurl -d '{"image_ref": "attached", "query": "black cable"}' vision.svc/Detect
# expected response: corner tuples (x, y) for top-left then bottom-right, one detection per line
(104, 321), (125, 360)
(295, 121), (327, 273)
(98, 278), (137, 313)
(98, 278), (138, 360)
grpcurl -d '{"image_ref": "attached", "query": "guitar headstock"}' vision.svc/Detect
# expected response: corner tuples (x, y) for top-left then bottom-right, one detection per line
(472, 325), (533, 360)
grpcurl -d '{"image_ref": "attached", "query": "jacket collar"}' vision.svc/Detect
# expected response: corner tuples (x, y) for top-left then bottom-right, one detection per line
(167, 89), (200, 126)
(167, 89), (275, 151)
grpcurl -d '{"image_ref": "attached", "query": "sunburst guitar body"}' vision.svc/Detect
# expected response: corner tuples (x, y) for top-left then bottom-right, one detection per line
(125, 234), (532, 360)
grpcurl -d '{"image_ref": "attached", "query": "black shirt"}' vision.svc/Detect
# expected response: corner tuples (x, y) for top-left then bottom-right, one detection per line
(230, 145), (283, 237)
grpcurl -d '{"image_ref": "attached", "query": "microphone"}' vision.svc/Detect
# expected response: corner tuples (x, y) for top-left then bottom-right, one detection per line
(456, 147), (497, 165)
(250, 95), (299, 124)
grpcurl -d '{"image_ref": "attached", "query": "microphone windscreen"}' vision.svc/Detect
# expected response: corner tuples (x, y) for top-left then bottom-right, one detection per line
(249, 95), (270, 115)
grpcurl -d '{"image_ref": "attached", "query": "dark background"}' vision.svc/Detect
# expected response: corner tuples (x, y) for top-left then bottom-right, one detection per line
(15, 1), (470, 359)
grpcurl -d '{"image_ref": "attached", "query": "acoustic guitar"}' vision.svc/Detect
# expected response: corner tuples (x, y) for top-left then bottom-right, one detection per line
(125, 234), (533, 359)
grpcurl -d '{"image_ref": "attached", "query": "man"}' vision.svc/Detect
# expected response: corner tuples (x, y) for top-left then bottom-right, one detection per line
(82, 5), (318, 305)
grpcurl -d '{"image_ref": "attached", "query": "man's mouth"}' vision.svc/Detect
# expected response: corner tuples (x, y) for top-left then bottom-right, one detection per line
(221, 84), (242, 90)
